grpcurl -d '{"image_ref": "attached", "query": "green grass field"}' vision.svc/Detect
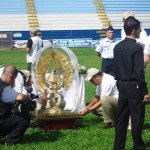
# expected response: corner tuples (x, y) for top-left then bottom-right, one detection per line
(0, 48), (150, 150)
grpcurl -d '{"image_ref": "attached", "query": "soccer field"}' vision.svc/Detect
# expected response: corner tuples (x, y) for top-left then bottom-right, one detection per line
(0, 47), (150, 150)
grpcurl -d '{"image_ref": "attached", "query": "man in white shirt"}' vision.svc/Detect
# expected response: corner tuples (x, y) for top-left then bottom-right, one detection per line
(95, 26), (119, 77)
(144, 36), (150, 66)
(25, 29), (43, 95)
(79, 68), (118, 129)
(121, 11), (148, 47)
(25, 29), (43, 72)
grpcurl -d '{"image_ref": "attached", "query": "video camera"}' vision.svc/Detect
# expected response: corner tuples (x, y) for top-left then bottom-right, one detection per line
(20, 88), (38, 113)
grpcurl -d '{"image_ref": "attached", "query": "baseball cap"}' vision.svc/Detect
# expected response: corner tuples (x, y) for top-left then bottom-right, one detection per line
(30, 29), (37, 34)
(20, 70), (31, 82)
(85, 68), (99, 81)
(123, 11), (134, 20)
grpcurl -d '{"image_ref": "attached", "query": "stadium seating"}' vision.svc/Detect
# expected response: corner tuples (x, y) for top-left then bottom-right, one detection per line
(102, 0), (150, 29)
(35, 0), (102, 30)
(0, 0), (150, 44)
(0, 0), (28, 31)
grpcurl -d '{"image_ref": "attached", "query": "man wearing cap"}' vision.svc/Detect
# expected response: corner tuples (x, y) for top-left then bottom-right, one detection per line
(14, 70), (32, 95)
(95, 26), (119, 77)
(121, 11), (148, 46)
(25, 29), (43, 72)
(0, 65), (31, 145)
(79, 68), (118, 129)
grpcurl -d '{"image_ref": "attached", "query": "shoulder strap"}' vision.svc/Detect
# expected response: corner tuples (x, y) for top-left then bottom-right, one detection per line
(18, 71), (26, 86)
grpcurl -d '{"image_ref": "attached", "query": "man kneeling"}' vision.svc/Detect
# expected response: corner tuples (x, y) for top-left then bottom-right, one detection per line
(79, 68), (118, 129)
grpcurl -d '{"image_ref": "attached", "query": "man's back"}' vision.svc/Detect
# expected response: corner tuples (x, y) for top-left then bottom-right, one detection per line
(26, 36), (43, 63)
(114, 37), (143, 81)
(31, 36), (43, 51)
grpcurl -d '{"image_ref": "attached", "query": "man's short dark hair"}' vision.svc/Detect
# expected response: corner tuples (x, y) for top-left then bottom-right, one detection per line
(124, 16), (140, 36)
(106, 26), (114, 32)
(3, 65), (18, 76)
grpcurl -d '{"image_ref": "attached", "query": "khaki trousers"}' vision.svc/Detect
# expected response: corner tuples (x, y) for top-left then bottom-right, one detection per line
(100, 96), (118, 124)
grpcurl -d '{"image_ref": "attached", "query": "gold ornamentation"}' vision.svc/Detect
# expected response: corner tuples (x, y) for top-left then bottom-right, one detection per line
(36, 49), (73, 93)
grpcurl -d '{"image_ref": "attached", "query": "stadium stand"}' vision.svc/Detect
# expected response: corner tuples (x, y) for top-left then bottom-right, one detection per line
(102, 0), (150, 30)
(0, 0), (150, 48)
(0, 0), (28, 31)
(34, 0), (102, 39)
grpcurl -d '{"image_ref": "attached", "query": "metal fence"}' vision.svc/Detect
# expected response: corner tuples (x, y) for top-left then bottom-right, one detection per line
(0, 32), (12, 49)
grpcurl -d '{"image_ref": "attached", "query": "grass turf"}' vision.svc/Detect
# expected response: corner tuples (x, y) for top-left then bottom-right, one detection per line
(0, 47), (150, 150)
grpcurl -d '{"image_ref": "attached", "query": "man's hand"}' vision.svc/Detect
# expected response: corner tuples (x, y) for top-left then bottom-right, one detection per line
(79, 107), (91, 116)
(143, 94), (150, 102)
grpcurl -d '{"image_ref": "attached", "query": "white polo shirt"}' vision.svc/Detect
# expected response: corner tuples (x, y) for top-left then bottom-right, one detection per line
(144, 36), (150, 56)
(95, 37), (119, 59)
(26, 36), (43, 63)
(96, 73), (118, 98)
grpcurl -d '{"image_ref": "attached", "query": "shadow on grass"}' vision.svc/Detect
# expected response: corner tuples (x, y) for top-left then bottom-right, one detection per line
(145, 140), (150, 149)
(76, 113), (103, 129)
(21, 113), (103, 144)
(23, 126), (63, 144)
(143, 122), (150, 130)
(142, 123), (150, 149)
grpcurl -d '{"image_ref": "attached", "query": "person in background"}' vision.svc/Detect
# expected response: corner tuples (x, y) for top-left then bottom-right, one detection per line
(25, 29), (43, 95)
(113, 17), (149, 150)
(121, 11), (148, 47)
(144, 35), (150, 66)
(25, 29), (43, 72)
(79, 68), (118, 129)
(0, 65), (31, 145)
(95, 26), (119, 77)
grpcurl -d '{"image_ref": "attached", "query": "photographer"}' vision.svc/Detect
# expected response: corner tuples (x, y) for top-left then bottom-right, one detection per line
(0, 67), (37, 114)
(13, 69), (36, 113)
(0, 65), (31, 145)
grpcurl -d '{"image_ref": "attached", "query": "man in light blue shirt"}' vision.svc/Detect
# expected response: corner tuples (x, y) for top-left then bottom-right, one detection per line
(95, 26), (119, 77)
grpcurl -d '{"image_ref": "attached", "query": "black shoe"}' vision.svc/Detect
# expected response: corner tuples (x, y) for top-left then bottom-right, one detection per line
(103, 122), (114, 129)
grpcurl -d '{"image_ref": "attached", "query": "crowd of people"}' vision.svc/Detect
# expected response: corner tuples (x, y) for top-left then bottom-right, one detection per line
(0, 10), (150, 149)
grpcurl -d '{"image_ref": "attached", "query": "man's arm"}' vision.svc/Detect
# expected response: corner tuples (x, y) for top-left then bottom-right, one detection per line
(95, 42), (103, 57)
(96, 51), (101, 57)
(134, 47), (148, 96)
(25, 39), (32, 53)
(2, 87), (27, 103)
(79, 95), (100, 115)
(86, 95), (101, 110)
(144, 38), (150, 66)
(25, 47), (30, 53)
(144, 54), (150, 66)
(16, 93), (27, 102)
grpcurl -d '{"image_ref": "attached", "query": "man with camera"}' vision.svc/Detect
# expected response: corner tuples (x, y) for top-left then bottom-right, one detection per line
(13, 69), (37, 113)
(0, 65), (31, 145)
